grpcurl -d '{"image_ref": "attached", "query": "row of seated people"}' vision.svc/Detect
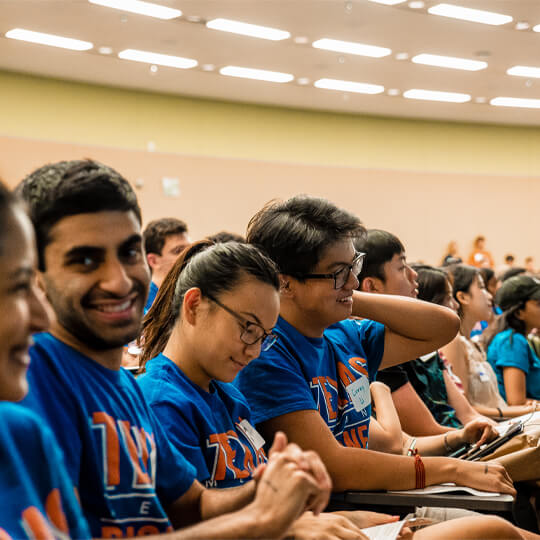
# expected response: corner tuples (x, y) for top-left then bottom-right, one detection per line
(1, 158), (539, 539)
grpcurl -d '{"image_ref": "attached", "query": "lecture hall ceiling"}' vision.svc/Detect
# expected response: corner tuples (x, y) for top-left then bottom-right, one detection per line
(2, 0), (540, 126)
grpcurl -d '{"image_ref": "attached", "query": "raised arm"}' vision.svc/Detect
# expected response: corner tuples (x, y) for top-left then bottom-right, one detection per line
(351, 291), (459, 370)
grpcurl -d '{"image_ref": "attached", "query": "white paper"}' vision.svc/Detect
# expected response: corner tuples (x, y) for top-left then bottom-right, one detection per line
(346, 377), (370, 412)
(389, 483), (513, 498)
(361, 519), (405, 540)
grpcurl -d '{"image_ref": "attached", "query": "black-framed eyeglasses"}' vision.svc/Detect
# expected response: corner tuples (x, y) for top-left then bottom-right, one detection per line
(205, 294), (278, 352)
(296, 252), (366, 290)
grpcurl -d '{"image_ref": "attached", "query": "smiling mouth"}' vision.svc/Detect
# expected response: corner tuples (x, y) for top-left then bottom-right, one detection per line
(94, 299), (134, 313)
(337, 296), (352, 303)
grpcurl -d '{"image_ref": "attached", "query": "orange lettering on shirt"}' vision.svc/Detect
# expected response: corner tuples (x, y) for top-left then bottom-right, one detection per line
(312, 376), (337, 420)
(21, 506), (55, 540)
(92, 412), (120, 487)
(101, 526), (124, 538)
(45, 489), (68, 533)
(349, 357), (369, 378)
(342, 425), (369, 448)
(208, 432), (250, 481)
(119, 421), (152, 486)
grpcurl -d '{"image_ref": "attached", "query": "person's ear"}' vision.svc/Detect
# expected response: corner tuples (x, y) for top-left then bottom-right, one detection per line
(456, 290), (469, 307)
(362, 277), (384, 293)
(182, 288), (203, 325)
(515, 307), (525, 321)
(279, 275), (294, 298)
(146, 253), (159, 271)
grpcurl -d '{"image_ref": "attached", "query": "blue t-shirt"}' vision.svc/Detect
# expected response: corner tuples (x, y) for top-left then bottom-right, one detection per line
(0, 402), (90, 539)
(487, 328), (540, 401)
(234, 317), (385, 448)
(21, 333), (197, 538)
(144, 281), (159, 314)
(139, 354), (267, 489)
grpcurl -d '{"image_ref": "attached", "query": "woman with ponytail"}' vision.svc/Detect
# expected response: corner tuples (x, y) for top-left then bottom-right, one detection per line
(138, 240), (281, 488)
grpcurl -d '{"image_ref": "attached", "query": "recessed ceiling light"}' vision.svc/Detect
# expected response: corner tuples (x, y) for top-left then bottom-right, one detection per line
(395, 52), (409, 60)
(367, 0), (406, 4)
(515, 21), (530, 30)
(408, 1), (425, 9)
(98, 46), (113, 54)
(296, 77), (310, 85)
(294, 36), (309, 44)
(312, 38), (391, 58)
(533, 24), (540, 32)
(507, 65), (540, 79)
(428, 3), (512, 26)
(490, 97), (540, 109)
(475, 96), (487, 103)
(387, 88), (401, 96)
(219, 66), (293, 83)
(403, 89), (471, 103)
(206, 18), (290, 40)
(412, 53), (487, 71)
(314, 78), (384, 94)
(88, 0), (181, 19)
(5, 28), (93, 50)
(118, 49), (197, 69)
(201, 64), (215, 72)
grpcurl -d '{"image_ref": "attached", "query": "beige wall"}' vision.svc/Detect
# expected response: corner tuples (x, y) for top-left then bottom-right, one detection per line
(0, 70), (538, 267)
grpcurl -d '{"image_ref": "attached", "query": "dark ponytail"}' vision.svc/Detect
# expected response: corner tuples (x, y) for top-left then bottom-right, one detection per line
(139, 240), (279, 370)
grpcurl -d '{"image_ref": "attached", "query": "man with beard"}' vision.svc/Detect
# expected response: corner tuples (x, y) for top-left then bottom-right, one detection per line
(16, 160), (334, 539)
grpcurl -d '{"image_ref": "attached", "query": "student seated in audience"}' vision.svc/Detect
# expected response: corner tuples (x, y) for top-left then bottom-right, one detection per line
(138, 240), (395, 538)
(470, 268), (502, 339)
(441, 240), (462, 266)
(355, 230), (483, 433)
(487, 275), (540, 404)
(17, 160), (335, 539)
(235, 196), (515, 496)
(0, 181), (91, 539)
(143, 217), (191, 312)
(442, 265), (536, 418)
(467, 235), (494, 269)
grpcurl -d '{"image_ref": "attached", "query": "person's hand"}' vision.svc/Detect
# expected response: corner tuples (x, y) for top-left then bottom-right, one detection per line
(459, 418), (498, 447)
(455, 460), (516, 496)
(335, 510), (399, 529)
(286, 511), (370, 540)
(250, 432), (333, 537)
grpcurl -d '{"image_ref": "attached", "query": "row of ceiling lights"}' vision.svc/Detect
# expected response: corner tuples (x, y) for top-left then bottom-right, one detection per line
(5, 0), (540, 109)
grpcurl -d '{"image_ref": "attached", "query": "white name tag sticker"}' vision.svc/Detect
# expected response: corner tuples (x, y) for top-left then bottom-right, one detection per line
(477, 366), (490, 382)
(237, 419), (265, 450)
(346, 377), (371, 412)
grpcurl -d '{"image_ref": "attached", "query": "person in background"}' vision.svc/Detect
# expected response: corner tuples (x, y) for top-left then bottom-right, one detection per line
(143, 217), (191, 312)
(502, 267), (527, 282)
(0, 181), (91, 539)
(17, 160), (334, 539)
(487, 275), (540, 404)
(442, 240), (462, 266)
(497, 254), (515, 279)
(470, 268), (502, 339)
(207, 230), (246, 243)
(467, 236), (494, 269)
(525, 257), (537, 276)
(442, 266), (536, 419)
(356, 231), (482, 434)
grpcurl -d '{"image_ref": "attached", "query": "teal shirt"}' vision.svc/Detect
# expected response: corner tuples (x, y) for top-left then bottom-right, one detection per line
(487, 328), (540, 401)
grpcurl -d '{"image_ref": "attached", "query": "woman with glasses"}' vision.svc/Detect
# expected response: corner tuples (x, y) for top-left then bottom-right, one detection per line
(138, 241), (280, 489)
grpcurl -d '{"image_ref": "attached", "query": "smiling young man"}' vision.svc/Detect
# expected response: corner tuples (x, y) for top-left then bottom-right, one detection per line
(16, 160), (335, 539)
(235, 196), (515, 496)
(355, 229), (484, 436)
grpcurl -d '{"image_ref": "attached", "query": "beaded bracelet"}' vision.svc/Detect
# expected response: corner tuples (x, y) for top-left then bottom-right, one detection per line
(413, 450), (426, 489)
